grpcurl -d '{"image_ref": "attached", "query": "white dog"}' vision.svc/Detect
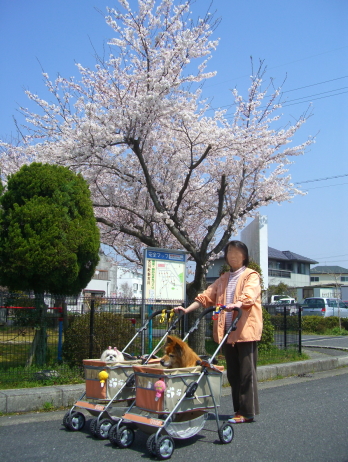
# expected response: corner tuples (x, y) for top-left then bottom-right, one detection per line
(100, 346), (124, 362)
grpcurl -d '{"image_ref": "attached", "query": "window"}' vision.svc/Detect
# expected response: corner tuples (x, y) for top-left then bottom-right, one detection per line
(341, 276), (348, 282)
(310, 276), (319, 282)
(268, 269), (291, 278)
(297, 263), (307, 275)
(133, 283), (138, 290)
(279, 262), (293, 271)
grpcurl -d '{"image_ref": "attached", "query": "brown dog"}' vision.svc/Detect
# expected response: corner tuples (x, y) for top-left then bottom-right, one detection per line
(160, 335), (200, 368)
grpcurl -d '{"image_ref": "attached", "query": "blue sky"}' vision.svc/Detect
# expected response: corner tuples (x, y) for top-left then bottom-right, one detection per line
(1, 0), (347, 268)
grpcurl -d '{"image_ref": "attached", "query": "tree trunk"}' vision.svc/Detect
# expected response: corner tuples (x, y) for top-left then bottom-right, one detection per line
(34, 294), (47, 367)
(186, 263), (208, 355)
(26, 329), (40, 367)
(54, 295), (69, 333)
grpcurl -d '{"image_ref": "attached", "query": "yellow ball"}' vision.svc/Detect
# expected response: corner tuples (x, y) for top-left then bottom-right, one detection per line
(98, 370), (109, 381)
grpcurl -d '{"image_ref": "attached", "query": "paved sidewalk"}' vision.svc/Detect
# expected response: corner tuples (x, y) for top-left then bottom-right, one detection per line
(1, 347), (348, 414)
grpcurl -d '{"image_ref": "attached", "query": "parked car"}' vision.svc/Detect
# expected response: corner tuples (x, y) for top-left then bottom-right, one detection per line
(272, 299), (297, 316)
(270, 295), (296, 304)
(301, 297), (348, 318)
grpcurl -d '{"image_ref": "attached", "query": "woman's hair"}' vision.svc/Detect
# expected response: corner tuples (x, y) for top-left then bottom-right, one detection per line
(224, 240), (250, 267)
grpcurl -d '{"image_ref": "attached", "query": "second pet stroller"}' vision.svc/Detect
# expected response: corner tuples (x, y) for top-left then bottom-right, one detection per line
(108, 306), (242, 460)
(62, 308), (184, 439)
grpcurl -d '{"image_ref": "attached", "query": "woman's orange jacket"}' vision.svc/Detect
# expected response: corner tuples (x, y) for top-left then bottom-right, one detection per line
(195, 268), (263, 344)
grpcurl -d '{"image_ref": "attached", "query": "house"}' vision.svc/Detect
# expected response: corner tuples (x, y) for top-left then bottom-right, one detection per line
(206, 246), (318, 289)
(268, 247), (318, 287)
(310, 265), (348, 285)
(296, 285), (342, 303)
(292, 265), (348, 303)
(83, 251), (143, 299)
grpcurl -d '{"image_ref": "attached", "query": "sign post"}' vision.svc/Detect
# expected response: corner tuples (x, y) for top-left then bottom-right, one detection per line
(141, 248), (187, 354)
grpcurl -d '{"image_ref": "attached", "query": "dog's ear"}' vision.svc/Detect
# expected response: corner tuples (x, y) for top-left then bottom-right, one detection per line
(173, 342), (183, 357)
(166, 335), (174, 344)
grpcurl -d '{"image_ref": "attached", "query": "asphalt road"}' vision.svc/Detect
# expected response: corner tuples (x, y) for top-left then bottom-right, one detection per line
(302, 334), (348, 350)
(1, 368), (348, 462)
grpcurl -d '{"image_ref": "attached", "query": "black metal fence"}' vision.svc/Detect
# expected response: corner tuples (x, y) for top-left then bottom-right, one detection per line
(263, 303), (302, 354)
(0, 293), (302, 386)
(0, 293), (186, 386)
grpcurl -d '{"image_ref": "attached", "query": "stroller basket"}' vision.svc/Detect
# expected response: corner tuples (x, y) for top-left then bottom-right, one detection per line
(83, 358), (144, 401)
(132, 363), (224, 414)
(165, 412), (206, 439)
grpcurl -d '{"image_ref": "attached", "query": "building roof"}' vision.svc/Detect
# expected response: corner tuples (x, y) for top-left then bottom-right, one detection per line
(310, 265), (348, 274)
(268, 247), (318, 264)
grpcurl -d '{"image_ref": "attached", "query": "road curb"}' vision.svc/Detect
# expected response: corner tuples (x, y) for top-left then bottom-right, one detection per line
(0, 384), (85, 414)
(221, 351), (348, 386)
(1, 354), (348, 414)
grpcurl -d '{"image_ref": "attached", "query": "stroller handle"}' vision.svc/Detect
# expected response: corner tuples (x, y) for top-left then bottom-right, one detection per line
(185, 306), (242, 336)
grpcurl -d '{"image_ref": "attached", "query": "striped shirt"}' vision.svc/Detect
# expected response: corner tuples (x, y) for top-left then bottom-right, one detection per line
(225, 266), (246, 331)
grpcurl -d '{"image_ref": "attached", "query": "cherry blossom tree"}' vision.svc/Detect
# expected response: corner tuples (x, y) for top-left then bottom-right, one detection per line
(0, 0), (313, 308)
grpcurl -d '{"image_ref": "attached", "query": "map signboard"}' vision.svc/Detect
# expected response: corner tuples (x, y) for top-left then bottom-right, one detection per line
(143, 248), (186, 302)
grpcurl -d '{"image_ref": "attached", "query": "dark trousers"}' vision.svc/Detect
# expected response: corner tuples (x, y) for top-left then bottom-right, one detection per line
(224, 341), (259, 418)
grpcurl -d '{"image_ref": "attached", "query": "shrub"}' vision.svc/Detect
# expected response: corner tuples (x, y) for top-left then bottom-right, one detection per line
(301, 316), (348, 334)
(330, 326), (348, 336)
(63, 312), (135, 367)
(301, 316), (327, 334)
(270, 314), (299, 331)
(259, 307), (274, 353)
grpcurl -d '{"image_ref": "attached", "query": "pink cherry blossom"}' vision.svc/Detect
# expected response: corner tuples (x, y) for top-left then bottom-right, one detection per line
(0, 1), (313, 296)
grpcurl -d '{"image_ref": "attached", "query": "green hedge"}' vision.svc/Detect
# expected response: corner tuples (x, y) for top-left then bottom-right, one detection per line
(270, 315), (299, 331)
(63, 312), (136, 367)
(301, 316), (348, 334)
(259, 308), (275, 353)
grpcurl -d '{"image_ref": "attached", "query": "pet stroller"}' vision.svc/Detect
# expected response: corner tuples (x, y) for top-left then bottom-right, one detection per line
(107, 306), (242, 460)
(62, 308), (185, 439)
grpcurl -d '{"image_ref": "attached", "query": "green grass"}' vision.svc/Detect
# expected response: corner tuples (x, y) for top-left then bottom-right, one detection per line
(257, 346), (309, 365)
(205, 339), (308, 368)
(0, 364), (84, 390)
(302, 327), (348, 336)
(1, 336), (308, 390)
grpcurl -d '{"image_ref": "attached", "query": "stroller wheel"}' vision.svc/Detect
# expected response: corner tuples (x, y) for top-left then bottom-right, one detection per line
(108, 423), (119, 446)
(67, 411), (85, 431)
(62, 411), (70, 429)
(218, 422), (234, 444)
(115, 425), (135, 448)
(146, 433), (157, 456)
(155, 435), (175, 460)
(89, 417), (98, 437)
(96, 418), (113, 439)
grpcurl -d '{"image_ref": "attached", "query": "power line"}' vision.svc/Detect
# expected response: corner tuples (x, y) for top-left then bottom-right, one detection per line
(207, 82), (348, 112)
(315, 259), (348, 264)
(303, 182), (348, 191)
(206, 74), (348, 113)
(313, 253), (348, 259)
(204, 47), (348, 88)
(281, 76), (348, 94)
(282, 90), (348, 107)
(294, 174), (348, 184)
(283, 86), (348, 103)
(218, 88), (348, 119)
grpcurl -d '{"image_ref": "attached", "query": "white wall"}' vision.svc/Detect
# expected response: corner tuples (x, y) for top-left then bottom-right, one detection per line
(83, 252), (143, 298)
(241, 215), (269, 289)
(269, 273), (310, 288)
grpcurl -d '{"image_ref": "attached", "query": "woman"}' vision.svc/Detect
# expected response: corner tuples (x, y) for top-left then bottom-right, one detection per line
(174, 240), (262, 423)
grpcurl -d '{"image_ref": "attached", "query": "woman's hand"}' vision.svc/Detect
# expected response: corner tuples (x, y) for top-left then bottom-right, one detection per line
(173, 301), (201, 314)
(224, 302), (242, 312)
(173, 305), (187, 314)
